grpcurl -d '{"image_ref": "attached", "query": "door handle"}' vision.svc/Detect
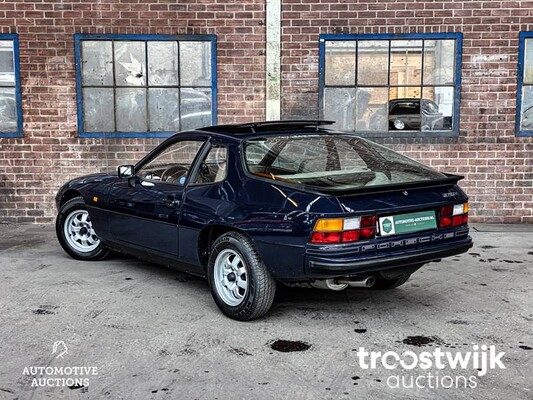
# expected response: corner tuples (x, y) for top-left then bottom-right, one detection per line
(140, 180), (155, 188)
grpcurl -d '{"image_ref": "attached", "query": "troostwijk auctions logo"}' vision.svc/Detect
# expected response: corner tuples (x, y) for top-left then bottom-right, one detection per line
(22, 342), (98, 389)
(355, 345), (506, 389)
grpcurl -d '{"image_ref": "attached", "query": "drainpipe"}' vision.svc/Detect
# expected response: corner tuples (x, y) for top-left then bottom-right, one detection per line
(265, 0), (281, 120)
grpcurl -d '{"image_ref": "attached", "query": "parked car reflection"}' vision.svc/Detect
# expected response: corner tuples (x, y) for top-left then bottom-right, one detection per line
(388, 98), (452, 131)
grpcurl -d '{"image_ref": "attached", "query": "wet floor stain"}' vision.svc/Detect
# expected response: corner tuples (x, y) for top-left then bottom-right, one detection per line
(518, 345), (532, 350)
(32, 305), (59, 315)
(270, 339), (311, 352)
(68, 384), (87, 393)
(401, 336), (439, 347)
(354, 329), (367, 333)
(33, 309), (54, 315)
(229, 347), (252, 356)
(448, 320), (469, 325)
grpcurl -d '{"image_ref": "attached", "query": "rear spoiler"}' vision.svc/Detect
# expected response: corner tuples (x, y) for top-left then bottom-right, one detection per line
(301, 173), (464, 197)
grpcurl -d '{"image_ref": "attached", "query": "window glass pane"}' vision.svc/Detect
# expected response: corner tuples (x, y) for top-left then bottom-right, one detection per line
(148, 41), (179, 86)
(390, 40), (422, 86)
(116, 88), (147, 132)
(0, 87), (17, 132)
(355, 87), (388, 132)
(81, 41), (113, 86)
(194, 145), (227, 184)
(0, 40), (15, 86)
(148, 88), (180, 131)
(180, 88), (212, 130)
(138, 140), (205, 184)
(114, 42), (146, 86)
(524, 39), (533, 84)
(82, 87), (114, 132)
(324, 87), (355, 131)
(520, 86), (533, 130)
(422, 87), (454, 131)
(357, 41), (389, 85)
(389, 89), (422, 131)
(325, 41), (355, 86)
(423, 40), (455, 85)
(244, 135), (446, 190)
(180, 42), (212, 86)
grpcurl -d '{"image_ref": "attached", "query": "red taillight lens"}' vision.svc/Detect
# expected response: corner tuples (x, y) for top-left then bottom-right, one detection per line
(311, 231), (342, 243)
(342, 230), (360, 242)
(359, 215), (376, 239)
(439, 203), (468, 228)
(360, 227), (376, 239)
(311, 215), (376, 244)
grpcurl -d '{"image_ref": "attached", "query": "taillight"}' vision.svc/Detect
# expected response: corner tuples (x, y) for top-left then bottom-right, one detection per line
(311, 216), (376, 244)
(439, 202), (468, 228)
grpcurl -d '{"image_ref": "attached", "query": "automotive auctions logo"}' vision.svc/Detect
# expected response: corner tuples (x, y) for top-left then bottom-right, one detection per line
(355, 345), (506, 389)
(22, 342), (98, 389)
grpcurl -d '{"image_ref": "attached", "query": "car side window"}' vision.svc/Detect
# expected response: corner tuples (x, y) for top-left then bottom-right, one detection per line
(137, 140), (205, 185)
(192, 144), (228, 184)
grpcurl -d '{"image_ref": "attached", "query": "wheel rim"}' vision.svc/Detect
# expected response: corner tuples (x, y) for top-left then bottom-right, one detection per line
(213, 249), (248, 306)
(393, 119), (405, 130)
(63, 209), (100, 253)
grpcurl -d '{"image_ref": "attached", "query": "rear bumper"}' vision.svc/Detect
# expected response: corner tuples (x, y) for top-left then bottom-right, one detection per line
(304, 227), (472, 279)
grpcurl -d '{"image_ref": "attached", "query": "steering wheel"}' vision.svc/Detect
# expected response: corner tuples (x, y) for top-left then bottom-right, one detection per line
(161, 165), (189, 184)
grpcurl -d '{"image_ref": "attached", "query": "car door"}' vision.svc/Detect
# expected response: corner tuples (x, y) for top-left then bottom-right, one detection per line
(107, 139), (207, 256)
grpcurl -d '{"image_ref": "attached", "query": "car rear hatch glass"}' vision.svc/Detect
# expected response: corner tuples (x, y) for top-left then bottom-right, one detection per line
(244, 134), (455, 193)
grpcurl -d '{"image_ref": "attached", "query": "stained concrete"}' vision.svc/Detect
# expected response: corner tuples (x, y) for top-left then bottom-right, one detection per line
(0, 223), (531, 399)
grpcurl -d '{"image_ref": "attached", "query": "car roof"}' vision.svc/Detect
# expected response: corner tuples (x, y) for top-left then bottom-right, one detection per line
(195, 120), (336, 141)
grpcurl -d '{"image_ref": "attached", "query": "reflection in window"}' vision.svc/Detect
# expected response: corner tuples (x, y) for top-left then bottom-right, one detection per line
(193, 145), (227, 184)
(321, 35), (460, 134)
(0, 36), (21, 136)
(138, 140), (205, 184)
(76, 35), (215, 136)
(518, 34), (533, 134)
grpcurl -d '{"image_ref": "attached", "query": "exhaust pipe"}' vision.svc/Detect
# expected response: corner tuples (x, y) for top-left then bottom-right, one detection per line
(310, 279), (348, 291)
(310, 276), (375, 291)
(336, 276), (375, 288)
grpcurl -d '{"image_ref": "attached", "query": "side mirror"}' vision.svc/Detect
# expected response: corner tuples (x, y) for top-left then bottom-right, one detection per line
(118, 165), (134, 179)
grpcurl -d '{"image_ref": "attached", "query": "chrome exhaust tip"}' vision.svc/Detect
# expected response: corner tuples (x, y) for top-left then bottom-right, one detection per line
(336, 276), (375, 288)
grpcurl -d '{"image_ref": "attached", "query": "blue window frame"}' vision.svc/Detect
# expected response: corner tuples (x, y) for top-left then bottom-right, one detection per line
(319, 33), (462, 137)
(0, 34), (23, 138)
(74, 34), (217, 138)
(516, 32), (533, 136)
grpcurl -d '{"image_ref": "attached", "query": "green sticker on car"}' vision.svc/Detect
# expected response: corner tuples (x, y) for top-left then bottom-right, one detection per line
(379, 211), (437, 236)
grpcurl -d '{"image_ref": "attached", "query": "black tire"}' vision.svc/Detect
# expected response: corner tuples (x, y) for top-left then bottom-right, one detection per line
(372, 274), (411, 290)
(56, 196), (110, 261)
(207, 232), (276, 321)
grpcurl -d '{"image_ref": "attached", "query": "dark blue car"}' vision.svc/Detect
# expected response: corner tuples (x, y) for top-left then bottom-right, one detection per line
(55, 121), (472, 320)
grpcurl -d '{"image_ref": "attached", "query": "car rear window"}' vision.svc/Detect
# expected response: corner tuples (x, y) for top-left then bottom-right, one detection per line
(244, 134), (447, 191)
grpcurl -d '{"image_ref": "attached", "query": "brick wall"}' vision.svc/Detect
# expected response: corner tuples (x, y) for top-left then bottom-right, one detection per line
(280, 0), (533, 223)
(0, 0), (266, 223)
(0, 0), (532, 223)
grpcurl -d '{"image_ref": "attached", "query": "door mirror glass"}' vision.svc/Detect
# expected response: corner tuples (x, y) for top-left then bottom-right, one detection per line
(118, 165), (134, 178)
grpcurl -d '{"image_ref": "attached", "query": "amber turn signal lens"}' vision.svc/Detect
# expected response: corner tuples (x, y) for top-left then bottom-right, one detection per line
(314, 218), (343, 232)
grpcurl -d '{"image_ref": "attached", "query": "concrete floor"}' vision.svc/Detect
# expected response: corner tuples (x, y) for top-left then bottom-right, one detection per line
(0, 223), (532, 400)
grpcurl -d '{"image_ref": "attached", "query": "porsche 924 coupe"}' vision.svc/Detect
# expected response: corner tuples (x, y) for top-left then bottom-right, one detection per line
(55, 120), (473, 320)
